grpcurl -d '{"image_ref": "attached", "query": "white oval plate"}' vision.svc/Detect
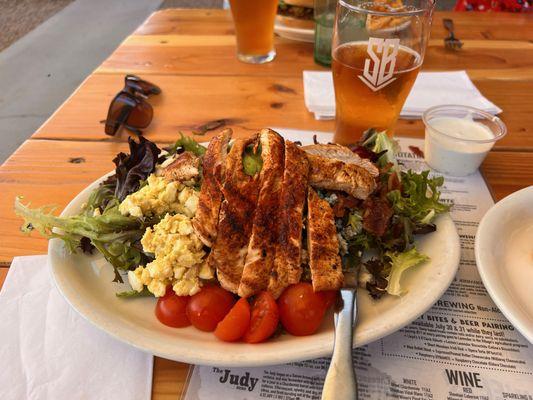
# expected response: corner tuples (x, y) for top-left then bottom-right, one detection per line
(48, 165), (460, 367)
(274, 23), (314, 43)
(475, 186), (533, 344)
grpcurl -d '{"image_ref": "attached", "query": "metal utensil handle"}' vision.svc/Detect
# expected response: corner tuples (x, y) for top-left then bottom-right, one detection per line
(443, 18), (454, 34)
(321, 289), (358, 400)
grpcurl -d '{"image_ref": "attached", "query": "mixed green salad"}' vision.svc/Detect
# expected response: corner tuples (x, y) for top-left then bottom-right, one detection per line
(15, 130), (450, 300)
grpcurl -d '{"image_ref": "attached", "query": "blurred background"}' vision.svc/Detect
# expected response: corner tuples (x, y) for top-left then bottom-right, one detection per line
(0, 0), (466, 163)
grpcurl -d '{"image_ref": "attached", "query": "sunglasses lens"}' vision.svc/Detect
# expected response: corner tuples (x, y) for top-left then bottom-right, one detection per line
(125, 75), (161, 96)
(126, 99), (153, 129)
(104, 93), (137, 136)
(105, 76), (159, 136)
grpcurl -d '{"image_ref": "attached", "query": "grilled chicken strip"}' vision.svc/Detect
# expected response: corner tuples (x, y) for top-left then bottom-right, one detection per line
(161, 151), (200, 182)
(307, 187), (344, 292)
(191, 129), (232, 247)
(303, 144), (379, 200)
(268, 140), (309, 298)
(210, 135), (261, 294)
(238, 129), (285, 298)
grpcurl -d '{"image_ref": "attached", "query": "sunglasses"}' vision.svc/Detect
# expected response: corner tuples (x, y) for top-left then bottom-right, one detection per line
(103, 75), (161, 136)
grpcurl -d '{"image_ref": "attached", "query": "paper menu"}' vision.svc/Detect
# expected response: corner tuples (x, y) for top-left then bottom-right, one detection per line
(182, 133), (533, 400)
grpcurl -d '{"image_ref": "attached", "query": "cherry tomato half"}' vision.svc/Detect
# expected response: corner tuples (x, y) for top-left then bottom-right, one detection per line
(243, 291), (279, 344)
(155, 289), (191, 328)
(278, 283), (328, 336)
(214, 298), (251, 342)
(186, 285), (235, 332)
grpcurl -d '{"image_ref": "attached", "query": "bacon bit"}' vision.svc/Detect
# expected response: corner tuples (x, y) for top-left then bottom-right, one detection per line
(349, 145), (387, 163)
(408, 145), (424, 158)
(350, 145), (375, 160)
(332, 204), (346, 218)
(331, 192), (361, 218)
(362, 197), (393, 237)
(387, 170), (401, 192)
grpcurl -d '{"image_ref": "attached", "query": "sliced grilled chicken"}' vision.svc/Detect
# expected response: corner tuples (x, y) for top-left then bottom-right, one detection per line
(268, 140), (309, 298)
(191, 129), (232, 247)
(161, 151), (200, 182)
(307, 187), (344, 292)
(238, 129), (285, 298)
(302, 144), (379, 200)
(209, 135), (261, 294)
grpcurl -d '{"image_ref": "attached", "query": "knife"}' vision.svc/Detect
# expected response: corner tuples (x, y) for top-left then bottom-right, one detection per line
(321, 267), (359, 400)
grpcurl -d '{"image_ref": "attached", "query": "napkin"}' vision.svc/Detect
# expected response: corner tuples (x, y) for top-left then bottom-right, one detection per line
(303, 70), (502, 120)
(0, 256), (153, 400)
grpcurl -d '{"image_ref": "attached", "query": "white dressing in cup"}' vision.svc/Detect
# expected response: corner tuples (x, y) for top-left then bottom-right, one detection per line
(422, 105), (507, 176)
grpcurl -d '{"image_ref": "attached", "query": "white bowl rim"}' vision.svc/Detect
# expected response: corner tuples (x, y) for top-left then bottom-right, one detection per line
(475, 185), (533, 344)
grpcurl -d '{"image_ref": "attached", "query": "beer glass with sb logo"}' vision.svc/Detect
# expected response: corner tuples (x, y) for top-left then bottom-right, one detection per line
(332, 0), (435, 144)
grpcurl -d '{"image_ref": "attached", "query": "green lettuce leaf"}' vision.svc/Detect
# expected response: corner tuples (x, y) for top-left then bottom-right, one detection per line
(347, 210), (363, 235)
(385, 248), (429, 296)
(165, 133), (206, 157)
(15, 197), (146, 283)
(116, 287), (153, 298)
(83, 179), (117, 216)
(387, 170), (450, 224)
(361, 129), (400, 169)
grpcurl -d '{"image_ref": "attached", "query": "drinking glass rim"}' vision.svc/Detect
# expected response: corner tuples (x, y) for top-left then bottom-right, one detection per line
(338, 0), (435, 17)
(422, 105), (507, 144)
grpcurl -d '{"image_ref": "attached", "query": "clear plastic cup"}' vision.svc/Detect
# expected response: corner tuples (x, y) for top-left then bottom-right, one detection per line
(422, 105), (507, 176)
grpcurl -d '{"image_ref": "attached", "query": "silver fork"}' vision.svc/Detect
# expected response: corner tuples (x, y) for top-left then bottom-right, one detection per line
(321, 269), (359, 400)
(443, 18), (463, 51)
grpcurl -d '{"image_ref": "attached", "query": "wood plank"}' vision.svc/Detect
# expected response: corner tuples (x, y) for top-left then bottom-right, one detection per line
(134, 9), (234, 36)
(95, 39), (323, 77)
(135, 9), (533, 41)
(2, 139), (532, 265)
(97, 10), (533, 80)
(33, 74), (332, 142)
(431, 12), (533, 41)
(33, 74), (533, 150)
(125, 36), (533, 51)
(152, 358), (190, 400)
(0, 268), (8, 288)
(481, 151), (533, 201)
(95, 38), (533, 80)
(0, 140), (130, 264)
(124, 34), (237, 47)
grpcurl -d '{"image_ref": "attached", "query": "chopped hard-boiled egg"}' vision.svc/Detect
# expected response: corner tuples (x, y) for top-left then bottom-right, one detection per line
(118, 174), (198, 218)
(127, 269), (144, 292)
(131, 213), (211, 297)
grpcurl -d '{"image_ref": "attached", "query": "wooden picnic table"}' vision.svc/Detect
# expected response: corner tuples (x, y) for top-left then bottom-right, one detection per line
(1, 8), (532, 399)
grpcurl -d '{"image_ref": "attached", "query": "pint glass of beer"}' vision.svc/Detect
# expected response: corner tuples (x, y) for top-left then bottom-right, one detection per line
(229, 0), (279, 64)
(332, 0), (435, 144)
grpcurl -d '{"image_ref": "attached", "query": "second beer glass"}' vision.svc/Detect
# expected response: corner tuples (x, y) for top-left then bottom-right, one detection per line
(229, 0), (279, 64)
(332, 0), (435, 144)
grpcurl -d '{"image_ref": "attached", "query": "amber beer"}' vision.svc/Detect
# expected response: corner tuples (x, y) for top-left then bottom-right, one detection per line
(229, 0), (279, 63)
(332, 41), (421, 145)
